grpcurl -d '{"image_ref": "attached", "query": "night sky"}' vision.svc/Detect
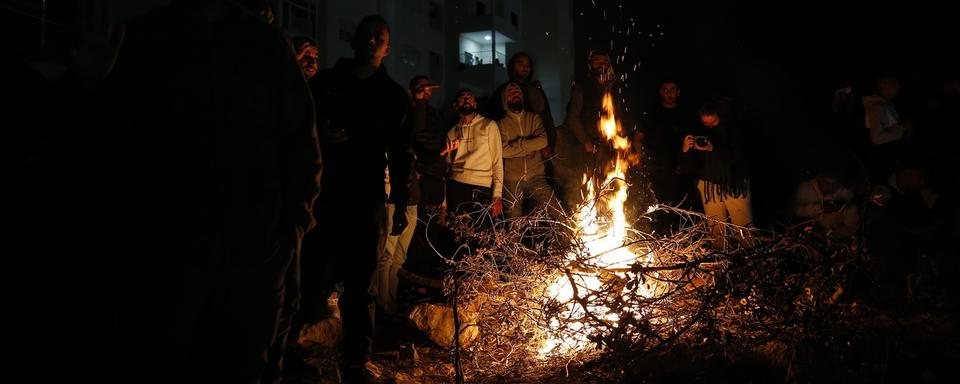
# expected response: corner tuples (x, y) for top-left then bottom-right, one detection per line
(575, 1), (958, 99)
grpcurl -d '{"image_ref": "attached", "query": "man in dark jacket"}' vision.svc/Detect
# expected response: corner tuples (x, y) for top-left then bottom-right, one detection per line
(637, 79), (701, 230)
(92, 1), (321, 382)
(639, 79), (696, 206)
(402, 75), (455, 281)
(558, 50), (632, 210)
(298, 14), (412, 383)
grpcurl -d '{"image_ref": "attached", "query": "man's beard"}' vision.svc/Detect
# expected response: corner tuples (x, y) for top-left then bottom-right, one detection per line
(508, 100), (523, 113)
(458, 105), (476, 115)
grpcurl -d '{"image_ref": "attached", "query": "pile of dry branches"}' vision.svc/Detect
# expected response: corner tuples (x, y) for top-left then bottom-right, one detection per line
(427, 191), (860, 381)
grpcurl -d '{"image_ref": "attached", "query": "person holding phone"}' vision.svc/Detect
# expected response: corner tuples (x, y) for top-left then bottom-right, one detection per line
(682, 101), (752, 246)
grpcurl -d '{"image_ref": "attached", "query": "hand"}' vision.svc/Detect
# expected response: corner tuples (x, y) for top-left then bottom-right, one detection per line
(440, 139), (460, 156)
(584, 142), (597, 154)
(682, 135), (696, 152)
(390, 205), (408, 236)
(72, 0), (124, 86)
(413, 83), (440, 101)
(491, 197), (503, 216)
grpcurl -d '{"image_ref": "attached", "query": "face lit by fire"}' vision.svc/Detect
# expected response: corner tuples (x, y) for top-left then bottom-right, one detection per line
(455, 91), (477, 116)
(352, 21), (391, 63)
(411, 77), (434, 100)
(588, 52), (611, 81)
(511, 55), (532, 81)
(296, 42), (319, 80)
(506, 83), (524, 113)
(700, 113), (720, 129)
(659, 82), (680, 107)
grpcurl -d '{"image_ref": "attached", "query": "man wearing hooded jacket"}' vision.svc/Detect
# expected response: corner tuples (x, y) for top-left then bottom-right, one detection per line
(296, 14), (412, 383)
(488, 52), (557, 152)
(497, 82), (562, 219)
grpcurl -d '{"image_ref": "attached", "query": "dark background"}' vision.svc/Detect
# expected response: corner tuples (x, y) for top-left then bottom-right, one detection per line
(574, 0), (960, 222)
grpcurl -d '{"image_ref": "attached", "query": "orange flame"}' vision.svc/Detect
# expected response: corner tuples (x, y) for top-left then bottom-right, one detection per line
(539, 90), (660, 357)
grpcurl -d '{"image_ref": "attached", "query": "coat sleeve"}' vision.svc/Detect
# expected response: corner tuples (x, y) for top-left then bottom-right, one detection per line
(488, 120), (504, 199)
(388, 88), (414, 207)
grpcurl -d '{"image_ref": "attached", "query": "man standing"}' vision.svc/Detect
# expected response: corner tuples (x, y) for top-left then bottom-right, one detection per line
(638, 79), (694, 206)
(376, 76), (441, 317)
(497, 82), (561, 219)
(299, 15), (412, 383)
(403, 75), (455, 283)
(637, 79), (701, 230)
(447, 89), (503, 220)
(488, 52), (556, 152)
(558, 50), (630, 210)
(93, 1), (321, 382)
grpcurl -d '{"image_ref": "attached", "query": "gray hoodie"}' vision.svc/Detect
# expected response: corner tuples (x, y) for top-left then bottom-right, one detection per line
(498, 83), (547, 182)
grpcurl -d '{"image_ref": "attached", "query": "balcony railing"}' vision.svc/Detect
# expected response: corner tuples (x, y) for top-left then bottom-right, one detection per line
(461, 50), (506, 67)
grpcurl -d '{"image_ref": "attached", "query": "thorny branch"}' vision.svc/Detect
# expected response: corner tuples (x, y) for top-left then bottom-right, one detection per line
(421, 189), (863, 380)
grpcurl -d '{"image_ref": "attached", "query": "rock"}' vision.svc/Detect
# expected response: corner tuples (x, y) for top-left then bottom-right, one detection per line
(365, 362), (383, 379)
(393, 372), (421, 384)
(298, 316), (342, 348)
(407, 302), (480, 349)
(297, 292), (342, 348)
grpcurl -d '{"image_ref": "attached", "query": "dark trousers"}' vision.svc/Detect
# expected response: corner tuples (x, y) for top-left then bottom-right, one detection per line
(263, 245), (301, 383)
(295, 199), (383, 367)
(446, 179), (492, 217)
(418, 173), (446, 208)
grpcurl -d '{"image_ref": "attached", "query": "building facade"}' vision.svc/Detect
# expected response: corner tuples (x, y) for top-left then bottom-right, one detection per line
(2, 0), (573, 124)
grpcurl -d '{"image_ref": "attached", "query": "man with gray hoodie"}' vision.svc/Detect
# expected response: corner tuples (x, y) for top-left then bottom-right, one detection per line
(498, 82), (562, 219)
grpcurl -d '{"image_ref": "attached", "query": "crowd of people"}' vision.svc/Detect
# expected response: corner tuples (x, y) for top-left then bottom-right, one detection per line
(4, 1), (957, 383)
